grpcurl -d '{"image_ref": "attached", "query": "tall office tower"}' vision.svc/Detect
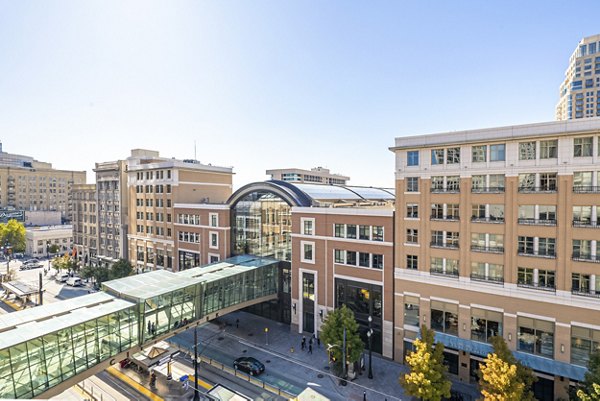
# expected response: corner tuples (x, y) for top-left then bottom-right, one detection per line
(127, 149), (233, 272)
(94, 160), (129, 267)
(71, 184), (97, 264)
(556, 34), (600, 120)
(0, 142), (86, 222)
(266, 167), (350, 185)
(391, 119), (600, 400)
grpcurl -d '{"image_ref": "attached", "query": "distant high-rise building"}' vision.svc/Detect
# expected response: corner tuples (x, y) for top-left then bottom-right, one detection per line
(556, 34), (600, 120)
(0, 142), (86, 222)
(266, 167), (349, 185)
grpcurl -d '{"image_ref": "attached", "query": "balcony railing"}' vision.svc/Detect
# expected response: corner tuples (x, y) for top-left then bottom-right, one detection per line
(430, 267), (459, 278)
(517, 282), (556, 292)
(430, 241), (459, 249)
(431, 187), (460, 194)
(470, 273), (504, 284)
(430, 215), (460, 221)
(518, 250), (556, 259)
(572, 253), (600, 263)
(471, 245), (504, 254)
(518, 186), (557, 193)
(517, 218), (557, 226)
(471, 186), (505, 194)
(471, 217), (504, 224)
(573, 220), (600, 228)
(572, 289), (600, 298)
(573, 186), (600, 194)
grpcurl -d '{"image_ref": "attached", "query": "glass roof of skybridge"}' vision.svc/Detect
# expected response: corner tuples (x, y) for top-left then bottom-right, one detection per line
(102, 255), (280, 301)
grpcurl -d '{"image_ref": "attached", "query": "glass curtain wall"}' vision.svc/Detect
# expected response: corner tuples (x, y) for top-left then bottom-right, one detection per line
(232, 191), (292, 261)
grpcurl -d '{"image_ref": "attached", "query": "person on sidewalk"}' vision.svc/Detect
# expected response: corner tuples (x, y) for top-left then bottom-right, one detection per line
(236, 318), (239, 328)
(301, 336), (306, 350)
(308, 343), (313, 354)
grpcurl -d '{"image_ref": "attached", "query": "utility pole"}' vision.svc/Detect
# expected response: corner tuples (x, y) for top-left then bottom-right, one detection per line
(193, 325), (199, 401)
(39, 271), (43, 306)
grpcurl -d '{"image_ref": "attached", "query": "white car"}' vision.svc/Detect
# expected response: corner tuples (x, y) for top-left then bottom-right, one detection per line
(66, 277), (82, 287)
(56, 273), (70, 283)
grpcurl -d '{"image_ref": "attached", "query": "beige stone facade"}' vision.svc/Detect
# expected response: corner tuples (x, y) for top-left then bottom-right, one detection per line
(392, 118), (600, 397)
(71, 184), (97, 264)
(266, 167), (350, 185)
(126, 150), (233, 272)
(26, 225), (74, 258)
(0, 145), (86, 222)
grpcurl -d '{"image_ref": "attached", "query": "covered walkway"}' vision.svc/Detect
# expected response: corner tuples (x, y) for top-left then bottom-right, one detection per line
(0, 255), (280, 399)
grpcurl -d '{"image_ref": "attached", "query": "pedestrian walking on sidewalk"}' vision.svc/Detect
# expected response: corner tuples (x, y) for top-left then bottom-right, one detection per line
(317, 336), (321, 348)
(301, 336), (306, 350)
(308, 343), (313, 354)
(309, 337), (313, 348)
(236, 318), (239, 328)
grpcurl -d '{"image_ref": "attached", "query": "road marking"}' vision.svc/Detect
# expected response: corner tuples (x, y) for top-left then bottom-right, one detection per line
(106, 367), (164, 401)
(188, 374), (213, 390)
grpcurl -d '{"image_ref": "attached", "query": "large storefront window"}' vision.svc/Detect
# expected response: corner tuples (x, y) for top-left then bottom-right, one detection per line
(335, 278), (382, 354)
(571, 326), (600, 366)
(471, 308), (502, 343)
(517, 317), (554, 358)
(431, 301), (458, 336)
(179, 251), (199, 270)
(232, 191), (292, 261)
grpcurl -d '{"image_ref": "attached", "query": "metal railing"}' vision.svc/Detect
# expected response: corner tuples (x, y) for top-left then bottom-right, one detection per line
(430, 215), (460, 221)
(471, 186), (505, 194)
(471, 217), (504, 223)
(517, 282), (556, 292)
(517, 218), (557, 226)
(430, 267), (459, 278)
(572, 253), (600, 263)
(573, 220), (600, 228)
(518, 186), (557, 193)
(573, 186), (600, 194)
(470, 273), (504, 284)
(518, 250), (556, 259)
(571, 289), (600, 298)
(470, 245), (504, 254)
(430, 241), (459, 249)
(430, 187), (460, 193)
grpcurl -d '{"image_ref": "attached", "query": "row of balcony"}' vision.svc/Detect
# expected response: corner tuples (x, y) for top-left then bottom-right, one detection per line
(427, 186), (600, 194)
(426, 216), (600, 229)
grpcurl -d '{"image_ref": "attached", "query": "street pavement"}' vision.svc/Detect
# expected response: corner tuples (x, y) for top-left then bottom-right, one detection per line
(170, 311), (481, 401)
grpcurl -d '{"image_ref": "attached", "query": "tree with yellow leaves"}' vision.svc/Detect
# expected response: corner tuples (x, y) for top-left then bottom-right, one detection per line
(479, 352), (524, 401)
(400, 325), (451, 401)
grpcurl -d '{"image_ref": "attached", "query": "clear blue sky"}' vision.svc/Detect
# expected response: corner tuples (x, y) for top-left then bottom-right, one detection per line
(1, 1), (599, 188)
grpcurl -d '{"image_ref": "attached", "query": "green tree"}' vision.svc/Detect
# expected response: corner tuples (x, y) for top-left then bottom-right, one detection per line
(48, 244), (60, 255)
(0, 219), (26, 253)
(479, 352), (524, 401)
(573, 350), (600, 400)
(578, 383), (600, 401)
(485, 336), (536, 401)
(52, 255), (77, 273)
(401, 325), (451, 401)
(80, 265), (110, 286)
(320, 304), (364, 374)
(109, 259), (133, 280)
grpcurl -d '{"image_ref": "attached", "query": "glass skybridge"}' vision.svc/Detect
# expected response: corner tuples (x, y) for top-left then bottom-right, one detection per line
(0, 255), (280, 399)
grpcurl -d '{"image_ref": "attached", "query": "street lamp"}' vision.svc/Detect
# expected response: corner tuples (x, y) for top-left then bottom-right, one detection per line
(367, 316), (373, 379)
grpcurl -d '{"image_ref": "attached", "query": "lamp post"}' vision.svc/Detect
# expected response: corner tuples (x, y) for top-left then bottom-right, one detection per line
(367, 316), (373, 379)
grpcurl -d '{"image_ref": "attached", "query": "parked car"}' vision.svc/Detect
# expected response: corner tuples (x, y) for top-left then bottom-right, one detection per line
(233, 357), (265, 376)
(56, 273), (70, 283)
(66, 277), (82, 287)
(19, 259), (42, 270)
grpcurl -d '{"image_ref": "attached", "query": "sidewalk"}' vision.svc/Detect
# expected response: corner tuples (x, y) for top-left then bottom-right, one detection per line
(208, 310), (480, 401)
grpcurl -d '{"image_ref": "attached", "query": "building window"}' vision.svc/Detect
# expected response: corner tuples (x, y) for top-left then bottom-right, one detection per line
(358, 225), (370, 240)
(490, 144), (505, 161)
(372, 254), (383, 269)
(334, 249), (345, 264)
(571, 326), (600, 366)
(519, 141), (536, 160)
(406, 228), (418, 244)
(372, 226), (384, 241)
(573, 206), (593, 224)
(358, 252), (370, 267)
(431, 149), (444, 165)
(574, 137), (593, 157)
(404, 296), (420, 326)
(471, 308), (503, 343)
(407, 151), (419, 166)
(406, 177), (419, 192)
(573, 239), (593, 259)
(431, 301), (459, 336)
(539, 173), (557, 191)
(346, 251), (357, 266)
(407, 255), (418, 270)
(518, 317), (554, 358)
(538, 237), (556, 257)
(302, 242), (314, 263)
(209, 213), (218, 227)
(540, 140), (558, 159)
(518, 236), (535, 254)
(446, 147), (460, 164)
(346, 224), (357, 239)
(572, 273), (591, 294)
(518, 173), (536, 190)
(471, 175), (485, 191)
(334, 224), (345, 238)
(209, 232), (218, 249)
(446, 176), (460, 191)
(574, 171), (593, 189)
(406, 204), (419, 218)
(302, 218), (314, 236)
(472, 145), (487, 162)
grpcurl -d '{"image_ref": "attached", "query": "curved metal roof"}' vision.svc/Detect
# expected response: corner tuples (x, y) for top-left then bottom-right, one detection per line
(227, 180), (394, 207)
